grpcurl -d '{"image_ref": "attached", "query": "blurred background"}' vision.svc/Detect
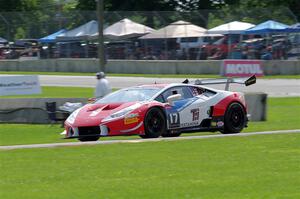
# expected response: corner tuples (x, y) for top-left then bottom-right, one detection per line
(0, 0), (299, 61)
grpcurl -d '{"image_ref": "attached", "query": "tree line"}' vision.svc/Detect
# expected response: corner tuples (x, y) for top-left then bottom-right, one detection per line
(0, 0), (298, 41)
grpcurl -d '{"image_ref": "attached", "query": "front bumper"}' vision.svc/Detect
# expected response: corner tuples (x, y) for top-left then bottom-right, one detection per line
(65, 125), (109, 139)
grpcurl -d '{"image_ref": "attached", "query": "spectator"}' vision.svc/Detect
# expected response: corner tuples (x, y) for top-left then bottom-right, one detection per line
(207, 48), (225, 60)
(180, 48), (187, 60)
(199, 47), (208, 60)
(94, 72), (111, 99)
(261, 46), (273, 60)
(0, 49), (5, 59)
(241, 45), (248, 59)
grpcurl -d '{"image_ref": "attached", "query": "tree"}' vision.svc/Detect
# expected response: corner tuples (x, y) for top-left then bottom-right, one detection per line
(0, 0), (68, 40)
(76, 0), (175, 11)
(213, 0), (299, 22)
(75, 0), (177, 28)
(75, 0), (96, 10)
(0, 0), (44, 11)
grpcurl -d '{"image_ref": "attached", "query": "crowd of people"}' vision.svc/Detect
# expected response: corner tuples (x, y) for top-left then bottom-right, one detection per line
(0, 34), (298, 60)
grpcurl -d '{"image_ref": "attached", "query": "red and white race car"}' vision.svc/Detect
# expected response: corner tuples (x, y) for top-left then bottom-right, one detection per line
(64, 76), (256, 141)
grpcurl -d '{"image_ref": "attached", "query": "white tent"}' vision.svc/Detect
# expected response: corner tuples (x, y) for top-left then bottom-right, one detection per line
(207, 21), (255, 34)
(56, 20), (98, 41)
(139, 20), (208, 39)
(103, 18), (154, 40)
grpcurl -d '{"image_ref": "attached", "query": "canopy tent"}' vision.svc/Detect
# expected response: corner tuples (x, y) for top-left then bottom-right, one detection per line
(102, 18), (154, 40)
(244, 20), (289, 34)
(56, 20), (98, 41)
(39, 29), (67, 43)
(207, 21), (255, 34)
(139, 20), (209, 39)
(285, 23), (300, 33)
(0, 37), (8, 44)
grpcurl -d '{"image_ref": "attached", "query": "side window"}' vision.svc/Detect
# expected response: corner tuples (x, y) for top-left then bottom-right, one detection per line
(161, 89), (173, 102)
(190, 86), (204, 96)
(180, 87), (193, 99)
(161, 86), (193, 101)
(155, 95), (165, 103)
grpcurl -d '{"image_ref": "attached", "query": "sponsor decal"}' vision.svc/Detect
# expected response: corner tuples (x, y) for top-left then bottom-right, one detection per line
(191, 108), (200, 121)
(217, 121), (224, 127)
(124, 113), (139, 125)
(211, 121), (224, 127)
(124, 117), (139, 125)
(221, 59), (264, 77)
(180, 121), (199, 128)
(211, 121), (217, 127)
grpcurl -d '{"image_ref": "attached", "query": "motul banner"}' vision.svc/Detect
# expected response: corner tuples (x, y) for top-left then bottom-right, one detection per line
(0, 75), (41, 96)
(221, 59), (264, 77)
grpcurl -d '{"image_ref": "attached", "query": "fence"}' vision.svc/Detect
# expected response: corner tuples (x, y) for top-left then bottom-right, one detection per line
(0, 8), (299, 60)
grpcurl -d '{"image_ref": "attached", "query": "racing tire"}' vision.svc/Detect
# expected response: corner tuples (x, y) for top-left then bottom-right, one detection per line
(141, 107), (166, 138)
(221, 102), (246, 134)
(78, 136), (100, 142)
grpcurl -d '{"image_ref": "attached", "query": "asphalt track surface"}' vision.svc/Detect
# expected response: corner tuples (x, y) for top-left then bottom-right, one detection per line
(38, 75), (300, 97)
(1, 129), (299, 150)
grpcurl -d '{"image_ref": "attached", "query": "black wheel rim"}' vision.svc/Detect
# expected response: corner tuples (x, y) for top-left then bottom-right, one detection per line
(230, 106), (244, 129)
(146, 110), (164, 133)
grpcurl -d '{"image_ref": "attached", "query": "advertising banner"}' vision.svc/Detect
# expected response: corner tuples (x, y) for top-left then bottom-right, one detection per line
(221, 59), (264, 77)
(0, 75), (41, 96)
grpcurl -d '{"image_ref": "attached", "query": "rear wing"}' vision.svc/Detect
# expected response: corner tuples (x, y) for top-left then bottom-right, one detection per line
(182, 75), (256, 91)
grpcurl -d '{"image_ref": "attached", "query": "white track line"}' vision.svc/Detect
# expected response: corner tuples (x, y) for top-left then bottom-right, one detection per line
(1, 129), (300, 150)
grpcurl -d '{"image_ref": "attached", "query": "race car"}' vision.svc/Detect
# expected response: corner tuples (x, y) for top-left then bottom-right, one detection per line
(64, 75), (256, 141)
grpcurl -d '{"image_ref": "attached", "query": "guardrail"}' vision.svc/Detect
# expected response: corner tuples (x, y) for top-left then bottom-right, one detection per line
(0, 59), (299, 75)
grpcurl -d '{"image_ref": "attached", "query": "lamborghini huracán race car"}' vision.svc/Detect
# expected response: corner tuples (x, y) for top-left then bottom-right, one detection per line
(64, 75), (256, 141)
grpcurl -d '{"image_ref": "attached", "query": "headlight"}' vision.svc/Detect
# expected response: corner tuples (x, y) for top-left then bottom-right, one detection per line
(102, 103), (141, 122)
(66, 107), (82, 124)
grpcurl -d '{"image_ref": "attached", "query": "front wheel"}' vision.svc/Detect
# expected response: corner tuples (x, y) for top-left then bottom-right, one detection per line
(221, 102), (246, 134)
(141, 107), (166, 138)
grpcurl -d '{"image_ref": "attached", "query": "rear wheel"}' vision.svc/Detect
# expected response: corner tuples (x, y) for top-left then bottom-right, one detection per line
(221, 102), (246, 134)
(141, 107), (166, 138)
(78, 136), (100, 142)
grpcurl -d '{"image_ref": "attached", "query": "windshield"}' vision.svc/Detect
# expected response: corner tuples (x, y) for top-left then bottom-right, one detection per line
(95, 87), (163, 104)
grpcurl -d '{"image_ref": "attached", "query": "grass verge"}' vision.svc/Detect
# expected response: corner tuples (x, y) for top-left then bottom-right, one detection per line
(0, 97), (299, 146)
(0, 133), (300, 199)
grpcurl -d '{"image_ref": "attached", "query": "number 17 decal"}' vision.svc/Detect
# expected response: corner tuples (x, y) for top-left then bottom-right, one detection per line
(168, 112), (180, 128)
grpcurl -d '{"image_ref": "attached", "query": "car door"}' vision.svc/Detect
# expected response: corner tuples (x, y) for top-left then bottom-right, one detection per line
(157, 86), (204, 129)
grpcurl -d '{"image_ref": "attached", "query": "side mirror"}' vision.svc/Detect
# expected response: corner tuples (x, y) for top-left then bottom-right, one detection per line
(167, 94), (182, 106)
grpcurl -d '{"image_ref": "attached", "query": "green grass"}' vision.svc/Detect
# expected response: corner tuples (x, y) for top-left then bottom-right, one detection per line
(244, 97), (300, 132)
(1, 133), (300, 199)
(1, 71), (300, 79)
(0, 97), (299, 146)
(0, 124), (73, 146)
(1, 86), (117, 98)
(261, 75), (300, 79)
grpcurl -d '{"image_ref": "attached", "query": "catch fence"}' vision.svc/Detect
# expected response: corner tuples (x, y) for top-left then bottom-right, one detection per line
(0, 7), (298, 60)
